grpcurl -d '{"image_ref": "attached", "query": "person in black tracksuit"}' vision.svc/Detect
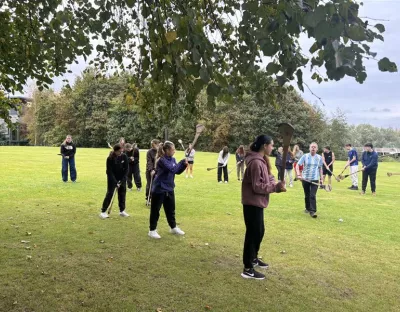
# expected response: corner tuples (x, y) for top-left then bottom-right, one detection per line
(132, 144), (142, 190)
(125, 143), (134, 190)
(146, 139), (160, 202)
(100, 144), (129, 218)
(322, 146), (335, 187)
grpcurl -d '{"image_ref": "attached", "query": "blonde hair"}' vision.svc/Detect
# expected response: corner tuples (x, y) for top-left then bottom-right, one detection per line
(62, 135), (72, 145)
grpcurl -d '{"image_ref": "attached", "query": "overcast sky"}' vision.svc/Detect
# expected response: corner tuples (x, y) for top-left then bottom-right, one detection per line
(49, 0), (400, 128)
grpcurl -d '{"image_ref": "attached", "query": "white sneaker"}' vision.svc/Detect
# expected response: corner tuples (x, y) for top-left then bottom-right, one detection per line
(185, 175), (188, 178)
(99, 212), (109, 219)
(120, 211), (130, 217)
(170, 227), (185, 235)
(137, 188), (141, 192)
(218, 181), (223, 183)
(289, 184), (293, 188)
(190, 175), (193, 178)
(128, 188), (132, 191)
(148, 230), (161, 239)
(224, 181), (228, 184)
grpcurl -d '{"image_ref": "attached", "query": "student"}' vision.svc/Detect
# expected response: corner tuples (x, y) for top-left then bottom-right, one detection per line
(345, 143), (359, 190)
(125, 143), (134, 191)
(100, 144), (129, 219)
(236, 145), (245, 181)
(217, 146), (230, 183)
(146, 139), (160, 203)
(132, 143), (142, 191)
(322, 146), (335, 187)
(284, 148), (294, 187)
(293, 144), (304, 181)
(275, 147), (284, 181)
(296, 142), (323, 218)
(119, 137), (126, 152)
(185, 143), (195, 178)
(148, 141), (188, 239)
(60, 135), (77, 182)
(241, 135), (286, 280)
(361, 143), (378, 196)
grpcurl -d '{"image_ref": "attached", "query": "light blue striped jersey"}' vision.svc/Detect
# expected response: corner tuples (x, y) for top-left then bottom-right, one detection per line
(297, 153), (323, 181)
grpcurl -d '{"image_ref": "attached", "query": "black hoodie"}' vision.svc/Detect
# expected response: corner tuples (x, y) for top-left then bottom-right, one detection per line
(106, 153), (129, 185)
(61, 142), (76, 158)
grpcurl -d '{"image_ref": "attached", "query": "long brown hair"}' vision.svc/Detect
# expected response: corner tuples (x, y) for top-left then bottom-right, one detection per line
(222, 146), (229, 158)
(236, 145), (245, 156)
(155, 141), (175, 165)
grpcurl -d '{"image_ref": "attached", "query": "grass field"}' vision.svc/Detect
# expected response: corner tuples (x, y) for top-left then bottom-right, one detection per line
(0, 146), (399, 312)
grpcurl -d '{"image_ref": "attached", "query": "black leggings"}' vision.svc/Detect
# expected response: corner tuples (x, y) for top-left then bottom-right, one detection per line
(242, 205), (265, 269)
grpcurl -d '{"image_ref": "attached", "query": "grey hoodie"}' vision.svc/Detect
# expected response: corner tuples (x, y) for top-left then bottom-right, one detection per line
(241, 151), (277, 208)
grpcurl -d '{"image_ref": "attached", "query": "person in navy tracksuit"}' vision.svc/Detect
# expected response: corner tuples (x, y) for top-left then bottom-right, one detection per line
(148, 141), (188, 239)
(361, 143), (378, 196)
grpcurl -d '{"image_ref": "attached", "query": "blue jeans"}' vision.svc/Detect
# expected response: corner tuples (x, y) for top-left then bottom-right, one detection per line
(62, 157), (77, 182)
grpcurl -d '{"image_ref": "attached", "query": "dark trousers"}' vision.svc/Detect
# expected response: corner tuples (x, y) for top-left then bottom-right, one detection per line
(127, 163), (142, 189)
(149, 192), (176, 231)
(61, 157), (77, 182)
(102, 179), (126, 212)
(276, 165), (284, 181)
(362, 169), (377, 192)
(217, 163), (228, 182)
(145, 170), (153, 200)
(302, 180), (318, 212)
(243, 205), (265, 269)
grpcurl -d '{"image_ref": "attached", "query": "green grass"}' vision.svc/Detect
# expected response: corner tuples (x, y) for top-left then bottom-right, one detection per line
(0, 146), (399, 312)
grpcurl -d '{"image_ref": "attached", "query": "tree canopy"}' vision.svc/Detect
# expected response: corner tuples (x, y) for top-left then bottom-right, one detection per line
(0, 0), (398, 123)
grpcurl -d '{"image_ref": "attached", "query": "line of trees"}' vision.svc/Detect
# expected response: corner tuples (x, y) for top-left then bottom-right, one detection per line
(20, 69), (400, 160)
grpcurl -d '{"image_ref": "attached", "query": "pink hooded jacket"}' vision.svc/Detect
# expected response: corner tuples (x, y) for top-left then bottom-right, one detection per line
(241, 151), (278, 208)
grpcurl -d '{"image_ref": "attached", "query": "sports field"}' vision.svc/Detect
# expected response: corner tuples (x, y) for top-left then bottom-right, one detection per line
(0, 147), (399, 312)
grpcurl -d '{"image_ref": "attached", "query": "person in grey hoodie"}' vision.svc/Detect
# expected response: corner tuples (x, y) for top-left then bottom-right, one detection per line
(241, 135), (286, 280)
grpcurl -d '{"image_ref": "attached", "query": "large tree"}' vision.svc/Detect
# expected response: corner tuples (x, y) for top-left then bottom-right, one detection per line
(1, 0), (397, 123)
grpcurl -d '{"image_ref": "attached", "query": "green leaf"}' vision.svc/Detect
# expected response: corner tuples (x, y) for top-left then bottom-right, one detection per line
(347, 25), (367, 41)
(193, 79), (205, 94)
(296, 69), (304, 92)
(378, 57), (398, 72)
(199, 67), (210, 83)
(126, 0), (135, 8)
(207, 82), (221, 97)
(276, 75), (287, 87)
(214, 72), (228, 88)
(266, 62), (281, 75)
(374, 24), (385, 33)
(356, 71), (367, 83)
(309, 42), (319, 54)
(165, 31), (177, 44)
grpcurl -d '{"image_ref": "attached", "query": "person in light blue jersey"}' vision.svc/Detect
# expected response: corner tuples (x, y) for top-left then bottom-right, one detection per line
(296, 142), (323, 218)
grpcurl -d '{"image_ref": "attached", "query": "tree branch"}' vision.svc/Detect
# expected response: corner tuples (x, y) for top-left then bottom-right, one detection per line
(304, 81), (325, 106)
(360, 16), (390, 22)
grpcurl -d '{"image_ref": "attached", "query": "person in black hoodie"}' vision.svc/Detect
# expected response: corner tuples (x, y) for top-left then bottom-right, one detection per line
(132, 143), (142, 191)
(124, 143), (135, 191)
(100, 144), (129, 219)
(60, 135), (77, 182)
(146, 139), (160, 203)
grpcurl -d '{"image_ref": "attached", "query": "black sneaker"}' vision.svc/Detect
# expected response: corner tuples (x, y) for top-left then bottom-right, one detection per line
(348, 186), (354, 189)
(241, 268), (265, 280)
(352, 186), (359, 190)
(252, 258), (269, 269)
(310, 211), (318, 218)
